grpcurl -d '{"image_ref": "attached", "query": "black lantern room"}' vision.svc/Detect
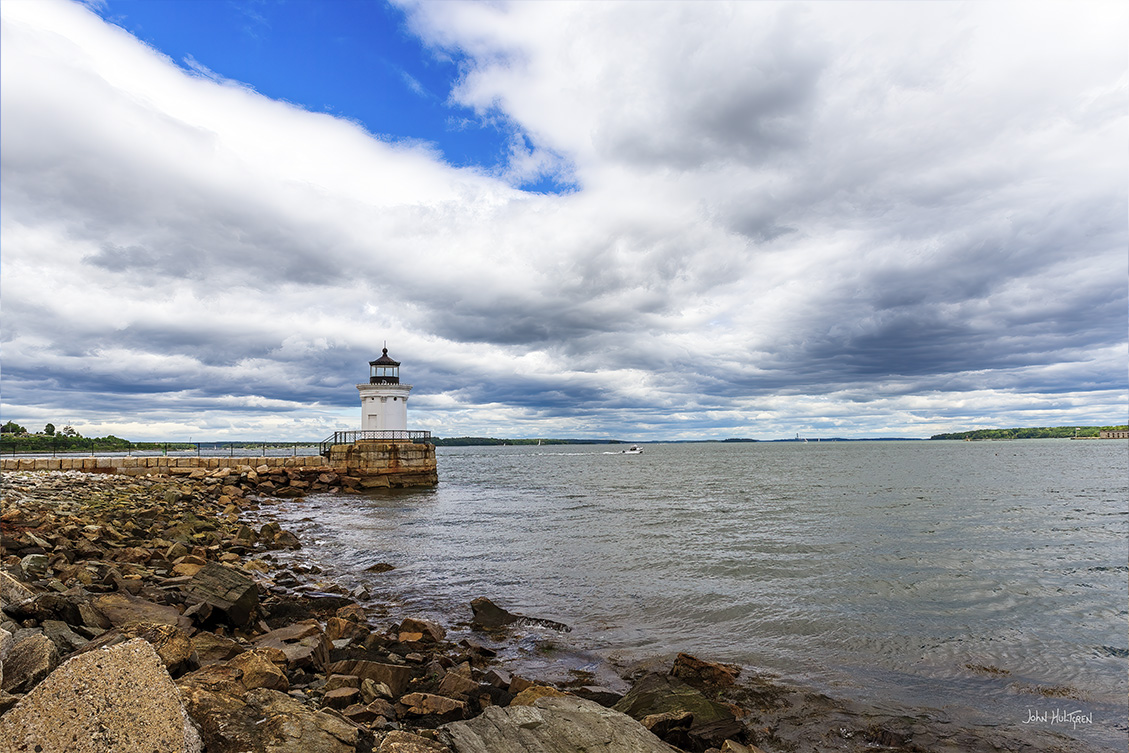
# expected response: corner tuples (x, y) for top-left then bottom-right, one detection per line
(369, 347), (400, 384)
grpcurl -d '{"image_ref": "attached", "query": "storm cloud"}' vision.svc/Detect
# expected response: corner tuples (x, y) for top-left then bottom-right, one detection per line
(1, 0), (1125, 440)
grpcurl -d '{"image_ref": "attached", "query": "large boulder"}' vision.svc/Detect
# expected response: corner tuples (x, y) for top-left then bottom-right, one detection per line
(0, 638), (201, 753)
(439, 695), (681, 753)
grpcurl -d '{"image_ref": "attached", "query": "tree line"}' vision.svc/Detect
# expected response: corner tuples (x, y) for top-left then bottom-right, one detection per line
(930, 425), (1128, 440)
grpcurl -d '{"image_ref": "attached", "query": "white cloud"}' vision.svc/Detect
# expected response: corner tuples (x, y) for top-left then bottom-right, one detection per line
(1, 0), (1125, 440)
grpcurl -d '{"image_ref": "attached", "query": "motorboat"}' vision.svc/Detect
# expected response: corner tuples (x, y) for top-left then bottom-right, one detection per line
(622, 445), (643, 454)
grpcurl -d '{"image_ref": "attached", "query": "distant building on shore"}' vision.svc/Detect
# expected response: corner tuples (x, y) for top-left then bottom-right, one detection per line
(358, 347), (412, 432)
(1098, 429), (1128, 439)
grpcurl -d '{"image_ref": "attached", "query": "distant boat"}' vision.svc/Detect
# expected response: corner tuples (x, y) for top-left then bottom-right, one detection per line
(622, 445), (643, 454)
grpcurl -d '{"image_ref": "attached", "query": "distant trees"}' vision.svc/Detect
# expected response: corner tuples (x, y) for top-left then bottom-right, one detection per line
(931, 425), (1129, 440)
(1, 421), (27, 434)
(44, 423), (56, 436)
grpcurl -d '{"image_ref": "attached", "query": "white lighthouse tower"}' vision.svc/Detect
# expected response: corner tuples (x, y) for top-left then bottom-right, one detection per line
(358, 347), (412, 433)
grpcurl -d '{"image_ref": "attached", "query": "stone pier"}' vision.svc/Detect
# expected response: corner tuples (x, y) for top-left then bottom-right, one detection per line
(0, 441), (438, 490)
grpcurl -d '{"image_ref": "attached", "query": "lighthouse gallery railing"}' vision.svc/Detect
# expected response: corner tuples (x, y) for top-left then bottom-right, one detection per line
(319, 430), (433, 457)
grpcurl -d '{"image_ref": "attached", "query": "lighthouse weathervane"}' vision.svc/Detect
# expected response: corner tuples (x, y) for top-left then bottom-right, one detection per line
(358, 345), (412, 432)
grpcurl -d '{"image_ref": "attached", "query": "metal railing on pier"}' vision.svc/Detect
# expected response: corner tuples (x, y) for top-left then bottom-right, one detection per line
(318, 430), (433, 457)
(0, 439), (320, 459)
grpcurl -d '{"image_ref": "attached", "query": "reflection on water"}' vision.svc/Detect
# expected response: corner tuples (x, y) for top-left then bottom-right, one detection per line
(267, 440), (1129, 750)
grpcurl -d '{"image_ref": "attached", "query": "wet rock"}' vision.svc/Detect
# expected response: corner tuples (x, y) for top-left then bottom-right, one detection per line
(185, 562), (260, 627)
(614, 672), (734, 728)
(439, 696), (681, 753)
(671, 652), (741, 689)
(365, 562), (395, 573)
(326, 615), (369, 644)
(1, 633), (59, 694)
(469, 597), (519, 629)
(468, 597), (570, 633)
(0, 638), (202, 753)
(401, 616), (446, 642)
(572, 685), (624, 707)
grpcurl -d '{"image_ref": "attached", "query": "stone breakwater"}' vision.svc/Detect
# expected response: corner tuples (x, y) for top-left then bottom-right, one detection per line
(0, 442), (437, 490)
(0, 471), (1100, 753)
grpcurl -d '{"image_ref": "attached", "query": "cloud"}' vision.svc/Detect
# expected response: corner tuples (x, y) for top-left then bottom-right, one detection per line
(1, 0), (1125, 440)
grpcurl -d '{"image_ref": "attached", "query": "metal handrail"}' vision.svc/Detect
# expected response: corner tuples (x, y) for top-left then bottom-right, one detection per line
(318, 430), (433, 457)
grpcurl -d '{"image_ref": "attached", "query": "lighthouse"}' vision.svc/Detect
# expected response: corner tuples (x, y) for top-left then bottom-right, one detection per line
(357, 347), (412, 433)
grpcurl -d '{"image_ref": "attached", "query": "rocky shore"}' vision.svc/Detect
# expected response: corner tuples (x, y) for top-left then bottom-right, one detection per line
(0, 469), (1105, 753)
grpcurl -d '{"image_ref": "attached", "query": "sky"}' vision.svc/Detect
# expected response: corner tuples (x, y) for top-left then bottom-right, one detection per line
(1, 0), (1126, 442)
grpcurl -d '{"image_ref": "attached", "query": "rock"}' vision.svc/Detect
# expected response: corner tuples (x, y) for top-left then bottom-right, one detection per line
(19, 553), (48, 579)
(401, 616), (445, 642)
(185, 562), (260, 627)
(254, 619), (330, 670)
(469, 597), (519, 629)
(0, 638), (202, 753)
(511, 685), (571, 706)
(326, 659), (413, 697)
(379, 730), (451, 752)
(93, 591), (188, 629)
(642, 710), (694, 737)
(484, 668), (511, 689)
(326, 615), (369, 643)
(41, 618), (90, 654)
(361, 678), (394, 703)
(335, 603), (369, 623)
(439, 696), (681, 753)
(437, 671), (479, 699)
(0, 572), (36, 608)
(325, 673), (361, 691)
(80, 622), (199, 677)
(399, 692), (467, 720)
(614, 672), (734, 727)
(468, 597), (570, 633)
(508, 675), (535, 694)
(179, 677), (362, 753)
(365, 562), (395, 573)
(1, 633), (59, 694)
(671, 652), (741, 689)
(191, 630), (244, 664)
(230, 649), (289, 691)
(323, 686), (361, 709)
(572, 685), (624, 707)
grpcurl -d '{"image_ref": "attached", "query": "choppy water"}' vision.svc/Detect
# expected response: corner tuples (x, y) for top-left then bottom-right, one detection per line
(267, 439), (1129, 750)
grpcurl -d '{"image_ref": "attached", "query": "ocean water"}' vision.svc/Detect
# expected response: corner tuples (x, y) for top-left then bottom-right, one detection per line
(266, 440), (1129, 749)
